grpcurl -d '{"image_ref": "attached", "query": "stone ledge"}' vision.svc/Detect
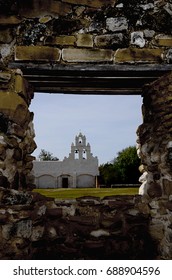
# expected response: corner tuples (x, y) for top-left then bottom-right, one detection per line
(62, 48), (113, 62)
(15, 46), (61, 61)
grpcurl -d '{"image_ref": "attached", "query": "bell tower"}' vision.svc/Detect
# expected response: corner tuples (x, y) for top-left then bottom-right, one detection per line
(75, 132), (88, 160)
(69, 132), (94, 160)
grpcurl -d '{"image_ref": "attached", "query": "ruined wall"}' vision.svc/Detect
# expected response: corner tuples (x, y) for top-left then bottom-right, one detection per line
(137, 72), (172, 198)
(0, 187), (159, 260)
(0, 0), (172, 66)
(1, 0), (172, 260)
(0, 69), (36, 190)
(1, 0), (172, 191)
(1, 187), (172, 260)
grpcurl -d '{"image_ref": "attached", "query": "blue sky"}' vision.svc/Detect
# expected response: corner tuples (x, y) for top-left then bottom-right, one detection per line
(30, 93), (143, 164)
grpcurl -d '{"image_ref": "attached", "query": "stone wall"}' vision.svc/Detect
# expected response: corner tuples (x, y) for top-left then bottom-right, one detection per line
(0, 0), (172, 260)
(0, 69), (36, 190)
(137, 72), (172, 199)
(0, 0), (172, 66)
(0, 187), (172, 259)
(0, 187), (162, 259)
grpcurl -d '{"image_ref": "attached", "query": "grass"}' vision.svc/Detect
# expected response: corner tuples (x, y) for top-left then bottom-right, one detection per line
(33, 188), (139, 199)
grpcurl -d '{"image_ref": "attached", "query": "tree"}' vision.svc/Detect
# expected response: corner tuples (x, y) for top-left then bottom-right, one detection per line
(99, 146), (141, 186)
(113, 146), (141, 184)
(38, 149), (59, 161)
(99, 163), (119, 187)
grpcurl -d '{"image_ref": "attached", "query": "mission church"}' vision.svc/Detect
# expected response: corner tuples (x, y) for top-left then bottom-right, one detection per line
(33, 133), (99, 188)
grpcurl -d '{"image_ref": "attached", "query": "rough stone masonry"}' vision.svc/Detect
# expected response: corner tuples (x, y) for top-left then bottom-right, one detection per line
(1, 0), (172, 259)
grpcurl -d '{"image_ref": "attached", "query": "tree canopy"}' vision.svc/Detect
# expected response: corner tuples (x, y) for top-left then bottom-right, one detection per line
(99, 146), (141, 186)
(38, 149), (59, 161)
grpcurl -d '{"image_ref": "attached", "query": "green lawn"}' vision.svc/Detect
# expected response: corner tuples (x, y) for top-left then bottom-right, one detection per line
(33, 188), (139, 199)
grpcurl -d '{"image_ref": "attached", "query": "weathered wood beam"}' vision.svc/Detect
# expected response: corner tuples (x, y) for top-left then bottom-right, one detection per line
(9, 63), (172, 95)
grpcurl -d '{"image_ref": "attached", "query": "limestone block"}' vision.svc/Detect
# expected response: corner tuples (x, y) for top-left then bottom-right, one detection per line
(0, 43), (14, 63)
(2, 224), (13, 240)
(114, 48), (163, 63)
(5, 137), (19, 148)
(0, 72), (11, 83)
(147, 182), (162, 198)
(0, 144), (6, 160)
(21, 137), (37, 154)
(131, 32), (145, 48)
(39, 16), (52, 24)
(62, 0), (116, 8)
(37, 205), (46, 216)
(45, 36), (76, 46)
(16, 220), (32, 238)
(62, 48), (113, 62)
(47, 208), (63, 217)
(75, 6), (85, 16)
(90, 229), (110, 237)
(106, 17), (128, 32)
(61, 204), (76, 216)
(149, 223), (164, 241)
(144, 29), (155, 38)
(140, 3), (154, 10)
(31, 226), (44, 241)
(0, 213), (8, 224)
(76, 34), (93, 48)
(15, 46), (61, 62)
(138, 202), (150, 215)
(8, 123), (25, 138)
(95, 34), (124, 47)
(13, 148), (22, 161)
(49, 1), (72, 15)
(0, 16), (21, 25)
(0, 91), (29, 126)
(15, 73), (33, 105)
(0, 28), (13, 44)
(166, 202), (172, 211)
(164, 3), (172, 16)
(47, 227), (57, 239)
(154, 35), (172, 46)
(163, 179), (172, 196)
(165, 228), (172, 243)
(19, 0), (72, 17)
(25, 155), (36, 162)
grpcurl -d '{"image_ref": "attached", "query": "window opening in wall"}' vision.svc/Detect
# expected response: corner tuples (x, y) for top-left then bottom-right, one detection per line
(30, 94), (142, 165)
(75, 149), (79, 159)
(82, 149), (87, 159)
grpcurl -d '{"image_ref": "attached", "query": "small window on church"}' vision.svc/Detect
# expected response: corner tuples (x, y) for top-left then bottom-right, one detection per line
(75, 149), (79, 159)
(79, 136), (82, 144)
(82, 149), (87, 159)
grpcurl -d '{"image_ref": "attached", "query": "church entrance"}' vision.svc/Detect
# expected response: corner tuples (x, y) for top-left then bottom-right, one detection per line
(62, 177), (69, 188)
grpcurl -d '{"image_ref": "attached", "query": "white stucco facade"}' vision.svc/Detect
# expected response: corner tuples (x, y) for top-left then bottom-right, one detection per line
(33, 133), (99, 188)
